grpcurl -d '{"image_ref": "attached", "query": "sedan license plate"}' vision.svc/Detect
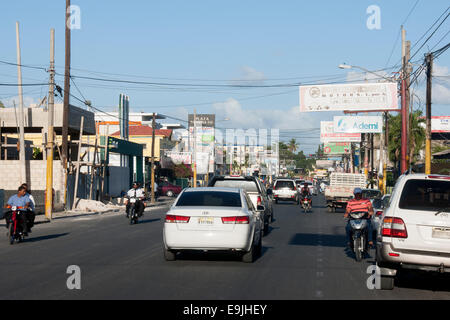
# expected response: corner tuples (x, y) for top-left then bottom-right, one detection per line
(198, 217), (214, 225)
(432, 227), (450, 239)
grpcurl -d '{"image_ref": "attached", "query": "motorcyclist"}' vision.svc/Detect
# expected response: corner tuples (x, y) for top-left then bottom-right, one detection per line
(344, 187), (374, 248)
(300, 182), (312, 203)
(21, 183), (35, 233)
(124, 182), (146, 218)
(5, 185), (30, 236)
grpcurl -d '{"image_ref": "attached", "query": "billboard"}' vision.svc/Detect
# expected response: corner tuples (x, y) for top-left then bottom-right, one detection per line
(324, 142), (351, 155)
(188, 114), (215, 174)
(165, 151), (192, 165)
(432, 116), (450, 133)
(333, 116), (383, 133)
(320, 121), (361, 143)
(299, 82), (398, 112)
(315, 160), (335, 169)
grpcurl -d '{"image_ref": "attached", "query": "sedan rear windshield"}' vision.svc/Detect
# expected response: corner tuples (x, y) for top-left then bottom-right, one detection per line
(212, 179), (259, 192)
(399, 179), (450, 211)
(274, 181), (295, 190)
(176, 191), (242, 207)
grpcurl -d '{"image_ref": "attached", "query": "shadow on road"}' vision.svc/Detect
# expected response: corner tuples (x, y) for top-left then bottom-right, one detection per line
(138, 218), (161, 224)
(174, 246), (272, 263)
(25, 232), (69, 243)
(395, 270), (450, 292)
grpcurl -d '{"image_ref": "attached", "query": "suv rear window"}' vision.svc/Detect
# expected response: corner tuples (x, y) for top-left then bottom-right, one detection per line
(399, 179), (450, 211)
(176, 191), (242, 207)
(362, 190), (382, 199)
(211, 179), (259, 192)
(274, 180), (295, 190)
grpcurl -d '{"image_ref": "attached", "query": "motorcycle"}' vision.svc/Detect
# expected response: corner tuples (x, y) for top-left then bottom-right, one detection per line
(126, 196), (142, 225)
(348, 211), (370, 261)
(5, 205), (27, 245)
(301, 197), (312, 213)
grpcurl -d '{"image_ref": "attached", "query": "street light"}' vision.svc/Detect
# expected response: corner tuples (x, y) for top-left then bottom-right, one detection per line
(338, 63), (394, 82)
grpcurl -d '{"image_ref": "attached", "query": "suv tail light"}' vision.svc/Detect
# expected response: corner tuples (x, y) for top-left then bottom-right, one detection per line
(221, 216), (249, 224)
(382, 217), (408, 238)
(165, 215), (190, 223)
(257, 196), (262, 206)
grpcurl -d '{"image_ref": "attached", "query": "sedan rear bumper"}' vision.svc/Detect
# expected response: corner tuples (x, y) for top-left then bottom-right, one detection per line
(163, 224), (253, 252)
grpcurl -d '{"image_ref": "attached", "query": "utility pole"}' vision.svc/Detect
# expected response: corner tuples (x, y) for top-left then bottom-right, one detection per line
(150, 113), (156, 203)
(62, 0), (71, 209)
(405, 40), (412, 167)
(193, 109), (197, 188)
(15, 22), (26, 184)
(45, 28), (55, 220)
(363, 133), (369, 178)
(383, 112), (388, 194)
(425, 53), (433, 174)
(400, 27), (408, 173)
(370, 133), (374, 188)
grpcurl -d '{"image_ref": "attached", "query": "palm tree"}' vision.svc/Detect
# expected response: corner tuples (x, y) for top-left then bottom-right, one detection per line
(388, 110), (426, 169)
(288, 138), (299, 153)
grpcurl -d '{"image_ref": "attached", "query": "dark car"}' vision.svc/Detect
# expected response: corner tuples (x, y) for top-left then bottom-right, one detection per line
(158, 181), (182, 197)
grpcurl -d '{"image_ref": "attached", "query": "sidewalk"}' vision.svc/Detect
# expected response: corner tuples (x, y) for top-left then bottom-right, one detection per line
(33, 196), (175, 224)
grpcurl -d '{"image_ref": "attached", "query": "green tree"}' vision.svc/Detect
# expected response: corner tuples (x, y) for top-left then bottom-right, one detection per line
(288, 138), (299, 153)
(0, 101), (5, 108)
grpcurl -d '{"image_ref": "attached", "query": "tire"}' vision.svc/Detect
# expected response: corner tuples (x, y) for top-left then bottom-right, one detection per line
(270, 211), (274, 223)
(164, 248), (176, 261)
(166, 190), (174, 197)
(129, 209), (135, 225)
(242, 234), (258, 263)
(9, 225), (14, 245)
(263, 219), (269, 236)
(255, 232), (263, 257)
(275, 199), (278, 204)
(354, 238), (362, 262)
(379, 276), (395, 290)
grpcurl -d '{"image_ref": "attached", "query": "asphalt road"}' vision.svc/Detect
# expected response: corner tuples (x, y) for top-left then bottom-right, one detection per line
(0, 195), (449, 300)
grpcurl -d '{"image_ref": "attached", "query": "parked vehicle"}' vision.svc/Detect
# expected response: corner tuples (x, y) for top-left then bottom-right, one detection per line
(272, 179), (299, 204)
(5, 205), (27, 245)
(157, 181), (182, 197)
(209, 175), (273, 235)
(348, 211), (371, 261)
(163, 188), (264, 263)
(325, 173), (366, 212)
(376, 173), (450, 290)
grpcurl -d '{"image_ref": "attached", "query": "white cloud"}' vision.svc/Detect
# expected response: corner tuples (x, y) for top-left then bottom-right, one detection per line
(231, 66), (266, 85)
(1, 95), (40, 108)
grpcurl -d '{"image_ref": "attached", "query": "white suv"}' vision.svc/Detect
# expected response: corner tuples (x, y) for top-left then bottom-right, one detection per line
(376, 173), (450, 290)
(272, 179), (299, 204)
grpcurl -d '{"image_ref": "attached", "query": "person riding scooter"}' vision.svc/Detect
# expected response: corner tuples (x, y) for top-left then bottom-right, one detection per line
(300, 182), (312, 203)
(124, 182), (146, 218)
(344, 188), (374, 248)
(5, 185), (30, 236)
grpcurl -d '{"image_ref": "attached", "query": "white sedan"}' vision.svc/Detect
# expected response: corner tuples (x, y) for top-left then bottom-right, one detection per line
(163, 187), (264, 263)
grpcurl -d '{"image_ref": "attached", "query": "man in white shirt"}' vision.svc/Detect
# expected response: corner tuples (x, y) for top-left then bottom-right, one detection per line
(124, 182), (146, 218)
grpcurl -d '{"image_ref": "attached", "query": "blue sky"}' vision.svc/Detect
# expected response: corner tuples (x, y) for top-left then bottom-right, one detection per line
(1, 0), (449, 153)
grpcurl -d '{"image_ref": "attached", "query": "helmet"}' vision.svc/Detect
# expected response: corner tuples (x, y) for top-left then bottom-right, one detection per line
(132, 181), (140, 187)
(353, 187), (362, 195)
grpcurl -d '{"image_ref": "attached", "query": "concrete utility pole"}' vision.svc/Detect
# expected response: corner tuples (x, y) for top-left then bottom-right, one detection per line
(400, 27), (408, 173)
(193, 109), (197, 188)
(150, 113), (156, 204)
(425, 53), (433, 174)
(405, 40), (412, 167)
(15, 22), (26, 184)
(45, 28), (55, 221)
(62, 0), (71, 209)
(363, 133), (369, 178)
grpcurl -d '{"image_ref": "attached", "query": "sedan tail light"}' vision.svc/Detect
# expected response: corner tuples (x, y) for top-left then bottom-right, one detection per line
(221, 216), (250, 224)
(165, 215), (190, 223)
(382, 217), (408, 238)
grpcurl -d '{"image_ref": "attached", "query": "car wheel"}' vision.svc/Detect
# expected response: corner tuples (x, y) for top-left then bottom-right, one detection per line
(270, 211), (274, 223)
(166, 190), (174, 197)
(164, 248), (176, 261)
(275, 199), (278, 204)
(263, 219), (269, 236)
(242, 234), (258, 263)
(379, 276), (395, 290)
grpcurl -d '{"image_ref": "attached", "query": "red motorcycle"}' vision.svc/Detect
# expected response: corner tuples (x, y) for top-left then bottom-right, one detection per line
(5, 205), (27, 245)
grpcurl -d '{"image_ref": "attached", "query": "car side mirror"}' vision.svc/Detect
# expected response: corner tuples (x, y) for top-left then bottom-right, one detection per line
(257, 205), (265, 212)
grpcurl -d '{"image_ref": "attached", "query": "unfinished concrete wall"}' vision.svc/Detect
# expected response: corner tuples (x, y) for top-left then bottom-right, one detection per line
(0, 160), (65, 212)
(108, 166), (130, 197)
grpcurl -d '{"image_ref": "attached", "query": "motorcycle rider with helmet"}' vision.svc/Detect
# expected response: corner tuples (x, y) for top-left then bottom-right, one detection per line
(124, 182), (146, 218)
(344, 187), (374, 248)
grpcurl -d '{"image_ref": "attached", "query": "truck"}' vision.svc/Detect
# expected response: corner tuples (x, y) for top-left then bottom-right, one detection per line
(324, 173), (366, 212)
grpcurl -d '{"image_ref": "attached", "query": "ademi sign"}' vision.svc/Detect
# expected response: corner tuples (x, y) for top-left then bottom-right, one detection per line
(333, 116), (383, 133)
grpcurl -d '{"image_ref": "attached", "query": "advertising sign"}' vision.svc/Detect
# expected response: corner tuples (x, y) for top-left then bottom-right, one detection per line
(323, 142), (351, 155)
(320, 121), (361, 143)
(299, 82), (398, 112)
(188, 114), (216, 173)
(165, 151), (192, 165)
(333, 116), (383, 133)
(432, 116), (450, 133)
